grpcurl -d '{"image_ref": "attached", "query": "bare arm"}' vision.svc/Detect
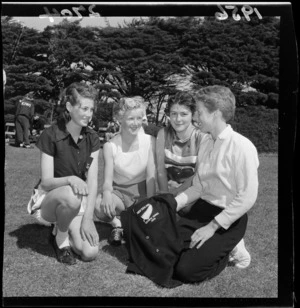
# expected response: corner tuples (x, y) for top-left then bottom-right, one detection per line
(146, 136), (157, 197)
(156, 128), (169, 192)
(39, 152), (88, 195)
(80, 149), (100, 246)
(101, 142), (116, 219)
(102, 142), (114, 194)
(39, 152), (68, 190)
(83, 150), (99, 220)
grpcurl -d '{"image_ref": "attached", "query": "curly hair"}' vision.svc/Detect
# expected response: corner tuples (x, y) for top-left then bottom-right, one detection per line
(113, 96), (147, 121)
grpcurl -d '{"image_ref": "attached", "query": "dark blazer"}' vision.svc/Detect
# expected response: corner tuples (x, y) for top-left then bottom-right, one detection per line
(121, 193), (184, 288)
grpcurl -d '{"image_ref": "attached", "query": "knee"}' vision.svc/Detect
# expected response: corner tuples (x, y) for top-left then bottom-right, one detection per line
(174, 259), (210, 283)
(60, 186), (82, 211)
(174, 261), (198, 283)
(81, 245), (99, 262)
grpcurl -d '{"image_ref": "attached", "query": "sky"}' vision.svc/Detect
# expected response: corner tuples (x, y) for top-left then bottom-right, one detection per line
(13, 16), (136, 31)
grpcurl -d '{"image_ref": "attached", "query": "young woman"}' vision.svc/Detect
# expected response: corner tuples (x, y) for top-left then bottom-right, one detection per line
(94, 96), (156, 245)
(156, 91), (202, 200)
(27, 82), (100, 265)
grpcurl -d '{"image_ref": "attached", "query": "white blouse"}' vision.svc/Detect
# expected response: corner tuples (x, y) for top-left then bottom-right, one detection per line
(109, 130), (152, 185)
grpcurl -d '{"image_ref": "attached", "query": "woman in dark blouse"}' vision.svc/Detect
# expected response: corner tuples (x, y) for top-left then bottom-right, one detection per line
(28, 82), (100, 265)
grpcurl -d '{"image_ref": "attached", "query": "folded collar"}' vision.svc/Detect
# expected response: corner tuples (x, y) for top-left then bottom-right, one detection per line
(54, 124), (92, 142)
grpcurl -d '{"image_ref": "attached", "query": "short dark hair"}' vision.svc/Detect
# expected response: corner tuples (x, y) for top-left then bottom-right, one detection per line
(194, 86), (236, 122)
(165, 91), (196, 116)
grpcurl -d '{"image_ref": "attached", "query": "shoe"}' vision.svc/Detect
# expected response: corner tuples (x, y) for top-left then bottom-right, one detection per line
(108, 227), (123, 246)
(19, 143), (24, 148)
(229, 239), (251, 269)
(23, 144), (33, 149)
(49, 234), (77, 265)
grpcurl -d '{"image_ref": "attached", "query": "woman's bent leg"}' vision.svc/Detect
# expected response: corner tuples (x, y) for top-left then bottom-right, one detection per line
(94, 193), (126, 245)
(68, 215), (99, 262)
(94, 193), (126, 222)
(175, 214), (248, 283)
(40, 186), (82, 264)
(40, 185), (82, 231)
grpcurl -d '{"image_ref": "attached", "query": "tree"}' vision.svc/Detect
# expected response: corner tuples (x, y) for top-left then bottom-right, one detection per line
(2, 18), (51, 98)
(3, 15), (280, 127)
(2, 17), (53, 121)
(82, 20), (184, 124)
(177, 17), (279, 106)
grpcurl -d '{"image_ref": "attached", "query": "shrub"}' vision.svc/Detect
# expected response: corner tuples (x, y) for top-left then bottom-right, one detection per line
(143, 123), (163, 137)
(236, 91), (268, 107)
(266, 92), (278, 108)
(230, 106), (278, 153)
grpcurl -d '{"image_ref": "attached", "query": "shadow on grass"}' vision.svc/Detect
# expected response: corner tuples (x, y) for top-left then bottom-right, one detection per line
(95, 222), (129, 265)
(9, 223), (55, 258)
(9, 222), (129, 264)
(101, 244), (129, 266)
(94, 221), (111, 241)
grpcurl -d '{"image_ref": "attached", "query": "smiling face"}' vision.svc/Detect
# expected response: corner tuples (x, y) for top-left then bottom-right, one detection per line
(67, 97), (94, 127)
(169, 103), (193, 134)
(193, 100), (215, 134)
(121, 107), (144, 135)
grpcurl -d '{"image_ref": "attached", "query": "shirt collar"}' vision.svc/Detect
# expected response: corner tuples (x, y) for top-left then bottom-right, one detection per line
(55, 123), (92, 141)
(217, 124), (233, 140)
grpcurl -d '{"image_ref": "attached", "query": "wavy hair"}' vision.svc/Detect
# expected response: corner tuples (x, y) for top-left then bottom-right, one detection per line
(57, 82), (98, 124)
(113, 96), (147, 121)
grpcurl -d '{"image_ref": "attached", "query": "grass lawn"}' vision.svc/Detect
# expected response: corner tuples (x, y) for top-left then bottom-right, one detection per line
(3, 143), (278, 300)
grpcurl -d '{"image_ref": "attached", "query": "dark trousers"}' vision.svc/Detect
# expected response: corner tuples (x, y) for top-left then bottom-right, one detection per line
(15, 115), (30, 145)
(174, 199), (247, 283)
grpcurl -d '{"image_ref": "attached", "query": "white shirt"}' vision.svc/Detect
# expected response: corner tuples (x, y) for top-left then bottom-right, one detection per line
(176, 125), (259, 230)
(110, 130), (152, 185)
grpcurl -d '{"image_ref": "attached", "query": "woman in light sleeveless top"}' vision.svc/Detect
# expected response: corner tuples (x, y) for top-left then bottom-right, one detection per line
(94, 96), (156, 245)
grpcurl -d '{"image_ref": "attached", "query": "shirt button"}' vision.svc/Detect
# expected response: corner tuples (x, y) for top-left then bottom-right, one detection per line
(78, 162), (80, 165)
(156, 249), (159, 253)
(145, 236), (150, 240)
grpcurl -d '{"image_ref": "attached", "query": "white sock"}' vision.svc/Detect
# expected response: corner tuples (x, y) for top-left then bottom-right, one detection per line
(55, 230), (70, 249)
(52, 223), (57, 236)
(110, 216), (122, 228)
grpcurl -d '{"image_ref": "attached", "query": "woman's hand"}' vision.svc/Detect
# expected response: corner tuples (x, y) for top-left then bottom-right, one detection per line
(68, 176), (88, 196)
(101, 191), (116, 219)
(80, 218), (99, 246)
(189, 219), (220, 249)
(168, 180), (180, 190)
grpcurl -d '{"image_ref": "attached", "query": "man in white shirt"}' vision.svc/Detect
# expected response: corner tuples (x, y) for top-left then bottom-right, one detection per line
(174, 85), (259, 283)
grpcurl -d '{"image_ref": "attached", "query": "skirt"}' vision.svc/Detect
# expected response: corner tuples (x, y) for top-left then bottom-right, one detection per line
(112, 180), (147, 208)
(27, 187), (87, 226)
